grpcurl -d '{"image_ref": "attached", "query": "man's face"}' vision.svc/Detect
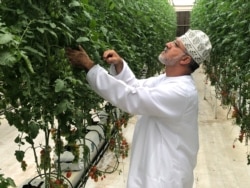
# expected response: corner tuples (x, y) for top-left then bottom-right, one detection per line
(158, 39), (188, 66)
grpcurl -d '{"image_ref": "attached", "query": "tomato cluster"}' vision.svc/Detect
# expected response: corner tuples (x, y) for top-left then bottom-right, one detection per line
(21, 160), (27, 171)
(40, 147), (52, 171)
(88, 166), (106, 182)
(49, 178), (68, 188)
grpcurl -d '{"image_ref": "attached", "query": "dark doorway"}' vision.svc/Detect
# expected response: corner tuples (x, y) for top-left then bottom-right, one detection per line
(176, 11), (190, 36)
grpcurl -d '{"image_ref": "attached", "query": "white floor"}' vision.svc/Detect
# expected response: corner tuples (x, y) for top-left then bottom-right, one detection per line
(1, 68), (250, 188)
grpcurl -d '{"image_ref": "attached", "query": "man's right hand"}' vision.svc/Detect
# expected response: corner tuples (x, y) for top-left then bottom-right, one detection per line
(103, 50), (123, 74)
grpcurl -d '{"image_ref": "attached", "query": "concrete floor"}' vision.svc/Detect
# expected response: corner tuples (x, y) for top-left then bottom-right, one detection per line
(1, 68), (250, 188)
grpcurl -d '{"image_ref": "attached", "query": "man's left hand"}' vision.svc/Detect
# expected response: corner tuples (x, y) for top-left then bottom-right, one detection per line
(65, 45), (94, 71)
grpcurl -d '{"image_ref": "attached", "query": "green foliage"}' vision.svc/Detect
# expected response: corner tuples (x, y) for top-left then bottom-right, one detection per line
(74, 0), (176, 76)
(0, 173), (16, 188)
(191, 0), (250, 157)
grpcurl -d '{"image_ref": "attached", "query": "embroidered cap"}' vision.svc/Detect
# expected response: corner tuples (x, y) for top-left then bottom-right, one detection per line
(179, 29), (212, 64)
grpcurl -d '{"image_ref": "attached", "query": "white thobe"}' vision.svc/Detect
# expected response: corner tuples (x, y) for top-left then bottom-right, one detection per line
(86, 61), (199, 188)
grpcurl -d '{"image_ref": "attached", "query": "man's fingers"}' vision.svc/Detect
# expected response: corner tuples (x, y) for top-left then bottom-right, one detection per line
(103, 50), (115, 61)
(78, 45), (84, 52)
(65, 48), (78, 57)
(103, 51), (109, 60)
(65, 47), (73, 54)
(103, 53), (113, 60)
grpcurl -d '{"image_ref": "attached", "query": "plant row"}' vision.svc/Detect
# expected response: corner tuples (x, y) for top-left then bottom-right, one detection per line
(191, 0), (250, 163)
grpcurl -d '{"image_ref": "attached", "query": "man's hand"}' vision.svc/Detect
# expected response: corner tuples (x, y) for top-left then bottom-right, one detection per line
(65, 45), (94, 71)
(103, 50), (123, 74)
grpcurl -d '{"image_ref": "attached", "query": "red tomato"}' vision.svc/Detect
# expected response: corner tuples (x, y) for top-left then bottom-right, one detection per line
(66, 171), (72, 178)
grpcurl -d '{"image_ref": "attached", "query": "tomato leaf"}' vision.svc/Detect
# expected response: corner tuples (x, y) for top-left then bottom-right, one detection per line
(55, 79), (65, 92)
(0, 51), (16, 66)
(0, 33), (13, 44)
(15, 150), (25, 162)
(76, 37), (90, 43)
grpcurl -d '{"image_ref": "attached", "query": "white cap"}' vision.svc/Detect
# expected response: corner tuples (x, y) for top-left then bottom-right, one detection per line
(179, 29), (212, 64)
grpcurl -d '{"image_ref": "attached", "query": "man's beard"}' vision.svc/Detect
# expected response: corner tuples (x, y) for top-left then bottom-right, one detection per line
(158, 53), (184, 66)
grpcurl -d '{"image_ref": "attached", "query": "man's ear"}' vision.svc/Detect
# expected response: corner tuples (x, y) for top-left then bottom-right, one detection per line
(180, 55), (192, 65)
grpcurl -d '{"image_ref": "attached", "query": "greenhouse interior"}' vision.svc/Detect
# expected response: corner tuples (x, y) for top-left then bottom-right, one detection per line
(0, 0), (250, 188)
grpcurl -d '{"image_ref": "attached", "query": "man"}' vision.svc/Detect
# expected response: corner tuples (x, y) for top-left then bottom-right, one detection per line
(66, 29), (212, 188)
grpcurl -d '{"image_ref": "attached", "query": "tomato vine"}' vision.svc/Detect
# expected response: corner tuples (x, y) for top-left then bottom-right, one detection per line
(191, 0), (250, 163)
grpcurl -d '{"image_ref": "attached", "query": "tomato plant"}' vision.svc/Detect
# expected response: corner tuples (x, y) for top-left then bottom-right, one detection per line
(0, 173), (16, 188)
(191, 0), (250, 163)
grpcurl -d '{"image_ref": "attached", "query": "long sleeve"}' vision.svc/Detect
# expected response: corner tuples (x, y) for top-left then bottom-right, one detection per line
(86, 64), (195, 119)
